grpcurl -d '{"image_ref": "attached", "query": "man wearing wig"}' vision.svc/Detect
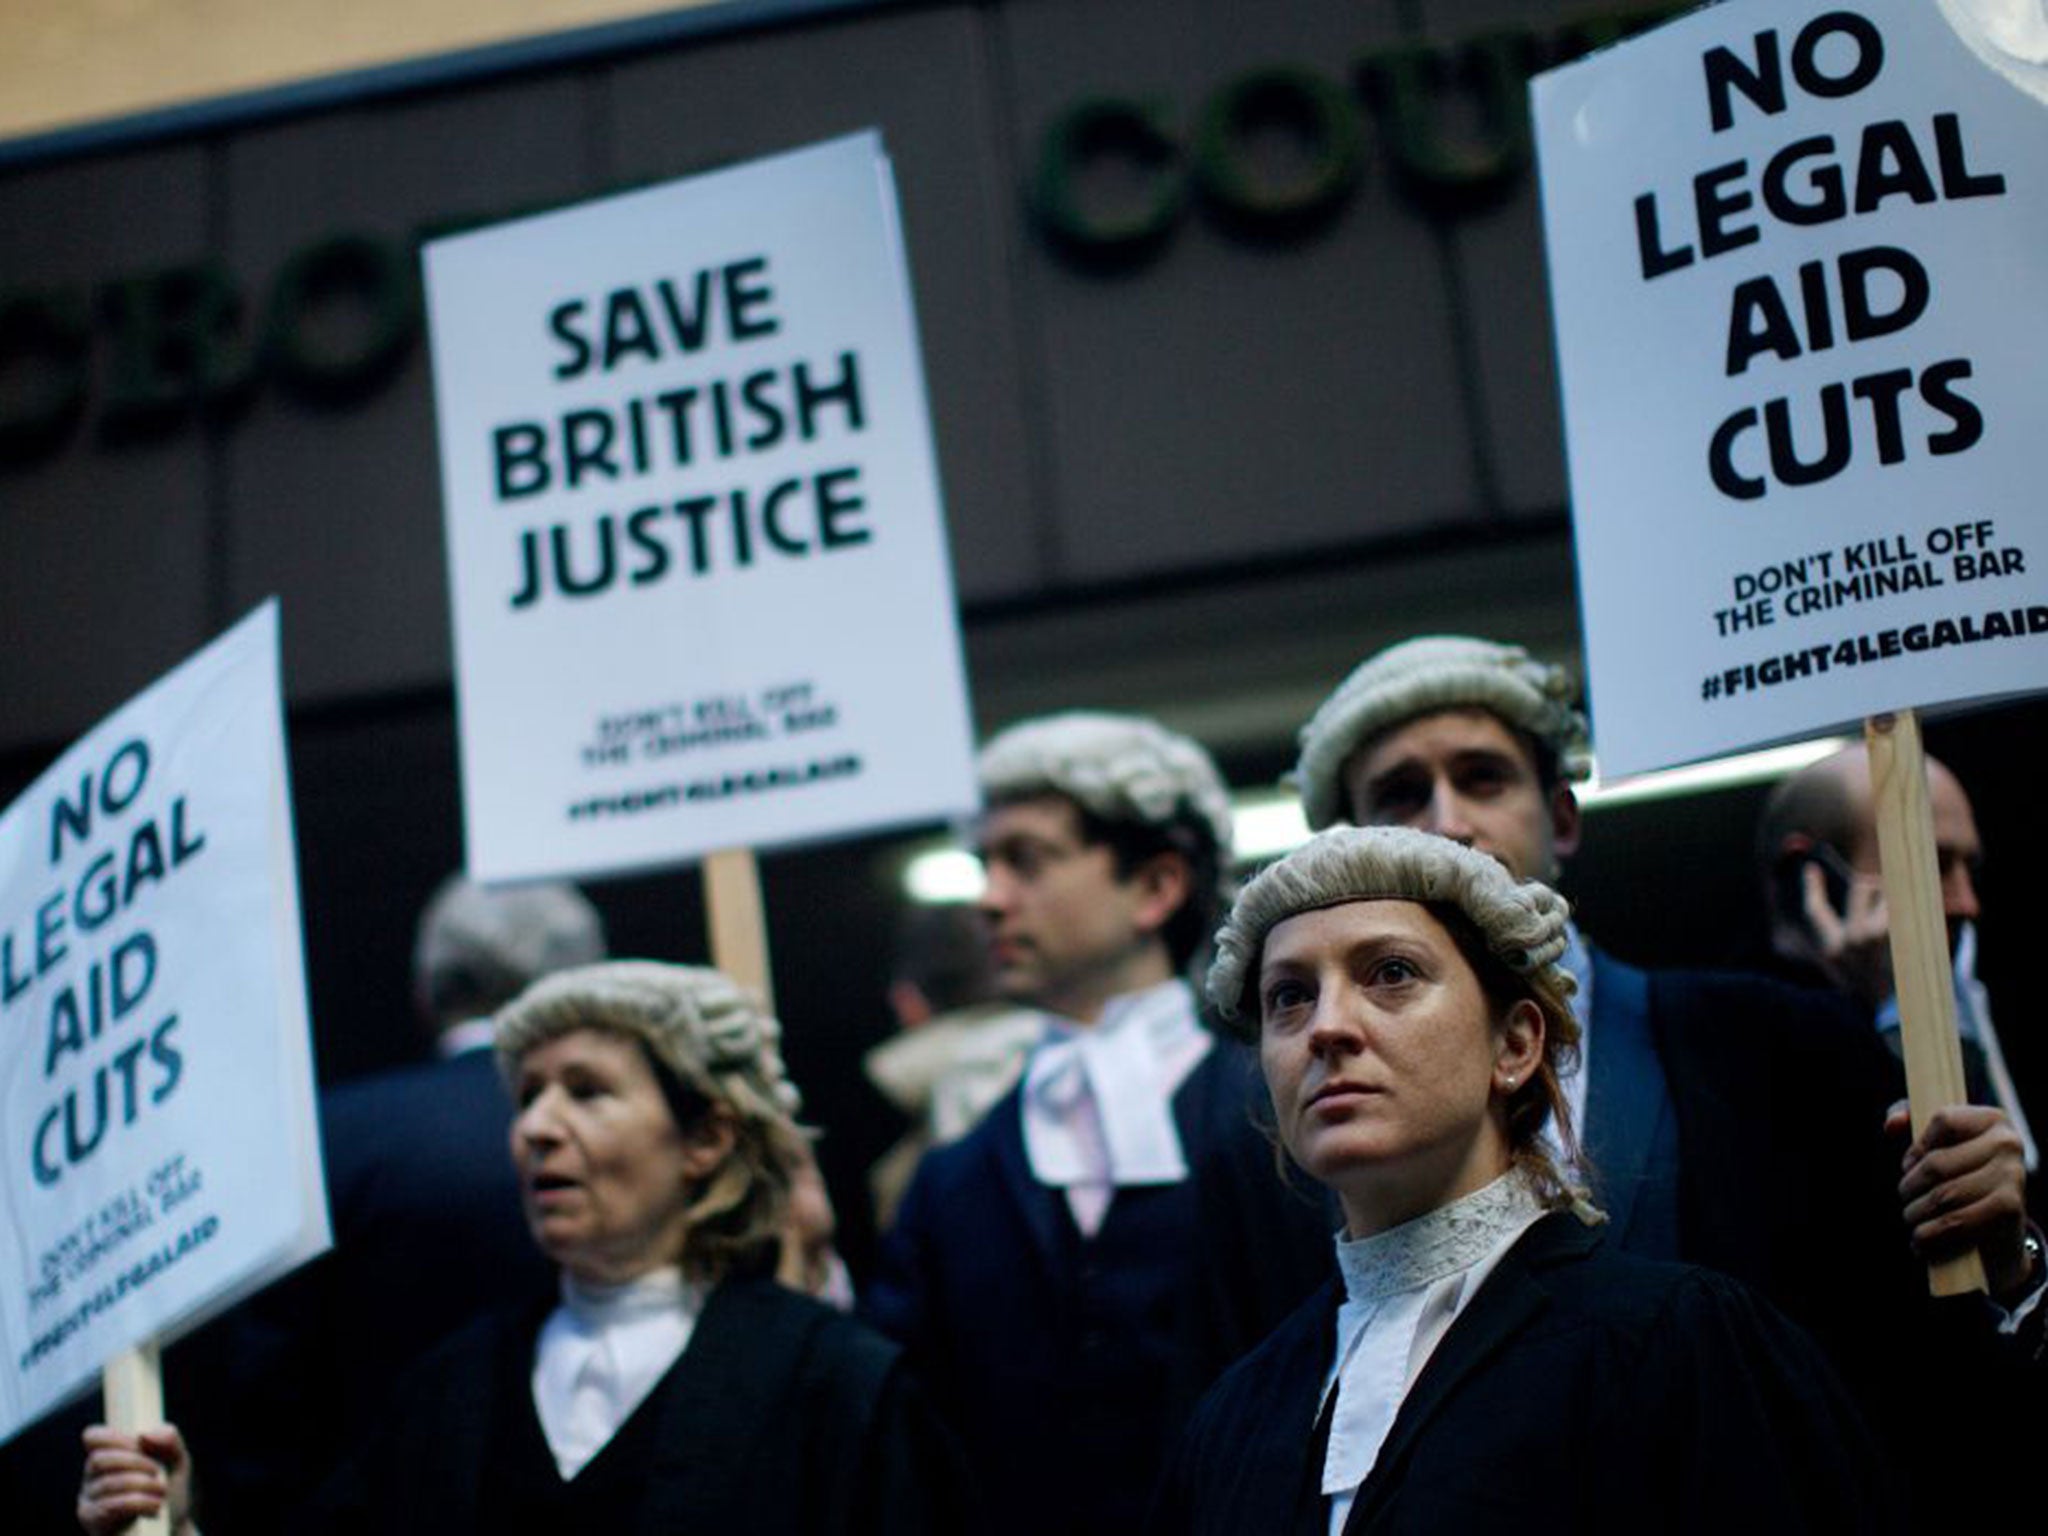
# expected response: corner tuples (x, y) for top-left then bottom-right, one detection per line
(868, 713), (1328, 1536)
(1291, 636), (2040, 1525)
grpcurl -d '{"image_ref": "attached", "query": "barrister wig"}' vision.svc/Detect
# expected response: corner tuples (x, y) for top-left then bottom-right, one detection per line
(496, 961), (808, 1281)
(976, 711), (1235, 860)
(1292, 635), (1593, 832)
(1207, 826), (1586, 1207)
(977, 711), (1237, 968)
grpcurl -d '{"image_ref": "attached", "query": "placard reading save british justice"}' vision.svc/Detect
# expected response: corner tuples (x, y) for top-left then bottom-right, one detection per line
(1533, 0), (2048, 776)
(0, 603), (326, 1446)
(425, 132), (978, 883)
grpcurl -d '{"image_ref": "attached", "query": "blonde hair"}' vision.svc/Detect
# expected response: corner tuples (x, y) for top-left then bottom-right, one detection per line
(496, 961), (808, 1280)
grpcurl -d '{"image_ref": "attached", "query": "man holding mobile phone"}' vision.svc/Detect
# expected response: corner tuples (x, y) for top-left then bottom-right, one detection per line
(1760, 745), (2039, 1196)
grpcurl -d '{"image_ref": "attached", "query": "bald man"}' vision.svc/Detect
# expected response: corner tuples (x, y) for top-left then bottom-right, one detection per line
(1761, 745), (2039, 1196)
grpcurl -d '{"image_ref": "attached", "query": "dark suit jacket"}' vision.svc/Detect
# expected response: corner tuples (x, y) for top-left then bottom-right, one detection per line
(1586, 952), (1905, 1335)
(1150, 1213), (1899, 1535)
(865, 1039), (1332, 1536)
(1587, 951), (2041, 1528)
(302, 1274), (970, 1535)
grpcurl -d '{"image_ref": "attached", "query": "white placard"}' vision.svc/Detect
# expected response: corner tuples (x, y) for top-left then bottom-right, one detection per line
(0, 602), (326, 1445)
(425, 131), (978, 883)
(1534, 0), (2048, 777)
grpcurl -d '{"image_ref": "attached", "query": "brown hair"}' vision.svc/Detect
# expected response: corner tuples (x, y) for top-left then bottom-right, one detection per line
(1429, 901), (1585, 1210)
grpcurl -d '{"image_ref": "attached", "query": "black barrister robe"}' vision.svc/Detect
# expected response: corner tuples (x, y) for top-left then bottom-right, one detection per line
(1148, 1212), (1902, 1536)
(865, 1040), (1334, 1536)
(297, 1274), (974, 1536)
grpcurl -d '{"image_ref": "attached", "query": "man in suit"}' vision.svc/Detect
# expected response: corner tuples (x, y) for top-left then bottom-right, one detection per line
(1290, 635), (2040, 1523)
(1760, 743), (2039, 1208)
(865, 712), (1328, 1536)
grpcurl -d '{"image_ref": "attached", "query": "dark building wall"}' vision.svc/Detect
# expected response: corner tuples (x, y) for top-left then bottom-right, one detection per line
(0, 0), (1674, 754)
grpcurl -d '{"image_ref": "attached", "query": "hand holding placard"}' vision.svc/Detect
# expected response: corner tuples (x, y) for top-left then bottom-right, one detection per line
(1865, 710), (1986, 1294)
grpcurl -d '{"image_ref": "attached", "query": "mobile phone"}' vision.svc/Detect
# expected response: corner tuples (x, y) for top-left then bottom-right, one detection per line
(1776, 841), (1855, 935)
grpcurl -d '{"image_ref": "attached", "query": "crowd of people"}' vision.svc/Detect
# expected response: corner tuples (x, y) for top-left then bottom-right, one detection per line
(61, 631), (2045, 1533)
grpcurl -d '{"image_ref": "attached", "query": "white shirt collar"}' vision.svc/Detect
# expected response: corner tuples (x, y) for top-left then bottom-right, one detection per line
(436, 1016), (499, 1058)
(1020, 979), (1212, 1235)
(532, 1266), (704, 1479)
(1321, 1175), (1547, 1513)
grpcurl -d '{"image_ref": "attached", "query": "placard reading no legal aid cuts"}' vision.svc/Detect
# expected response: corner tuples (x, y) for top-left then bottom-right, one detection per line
(424, 132), (978, 883)
(1533, 0), (2048, 777)
(0, 602), (327, 1446)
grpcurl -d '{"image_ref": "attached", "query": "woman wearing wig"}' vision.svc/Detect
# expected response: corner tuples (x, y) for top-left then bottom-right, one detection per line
(80, 962), (969, 1535)
(1150, 826), (1894, 1534)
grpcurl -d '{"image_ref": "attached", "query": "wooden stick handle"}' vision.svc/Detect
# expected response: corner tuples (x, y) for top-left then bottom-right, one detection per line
(1864, 710), (1987, 1297)
(103, 1341), (171, 1536)
(704, 847), (774, 1011)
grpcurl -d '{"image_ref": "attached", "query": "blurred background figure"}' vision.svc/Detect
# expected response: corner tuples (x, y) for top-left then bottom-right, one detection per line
(863, 903), (1038, 1229)
(1759, 744), (2038, 1188)
(778, 1135), (856, 1311)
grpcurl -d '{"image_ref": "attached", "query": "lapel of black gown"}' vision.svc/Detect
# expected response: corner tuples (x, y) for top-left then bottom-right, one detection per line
(1340, 1213), (1602, 1534)
(625, 1275), (820, 1527)
(986, 1087), (1078, 1282)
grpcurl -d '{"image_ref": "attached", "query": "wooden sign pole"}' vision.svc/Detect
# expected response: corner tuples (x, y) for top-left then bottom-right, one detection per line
(704, 847), (775, 1011)
(1863, 709), (1987, 1297)
(103, 1340), (170, 1536)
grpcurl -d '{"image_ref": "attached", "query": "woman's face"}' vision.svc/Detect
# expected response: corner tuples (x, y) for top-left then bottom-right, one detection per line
(509, 1028), (731, 1283)
(1256, 899), (1540, 1236)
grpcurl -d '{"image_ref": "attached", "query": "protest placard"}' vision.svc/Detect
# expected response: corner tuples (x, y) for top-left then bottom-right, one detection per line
(0, 602), (326, 1444)
(425, 131), (979, 885)
(1533, 0), (2047, 779)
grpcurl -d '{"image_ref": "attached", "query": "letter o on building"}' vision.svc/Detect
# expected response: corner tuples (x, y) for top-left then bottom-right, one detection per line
(266, 235), (420, 405)
(1192, 67), (1361, 228)
(1032, 97), (1186, 262)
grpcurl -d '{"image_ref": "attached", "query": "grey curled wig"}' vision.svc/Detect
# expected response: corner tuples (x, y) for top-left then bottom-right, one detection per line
(976, 711), (1235, 858)
(1208, 826), (1588, 1209)
(496, 960), (808, 1281)
(1292, 635), (1592, 831)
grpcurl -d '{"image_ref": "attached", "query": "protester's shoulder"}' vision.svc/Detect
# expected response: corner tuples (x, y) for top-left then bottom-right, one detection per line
(321, 1050), (498, 1127)
(726, 1275), (907, 1408)
(903, 1084), (1021, 1194)
(1534, 1223), (1820, 1365)
(1611, 950), (1877, 1054)
(377, 1292), (551, 1413)
(1537, 1223), (1738, 1325)
(1182, 1277), (1337, 1435)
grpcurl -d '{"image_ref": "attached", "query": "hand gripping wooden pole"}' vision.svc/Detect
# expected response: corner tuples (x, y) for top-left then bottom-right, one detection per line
(1864, 710), (1987, 1297)
(704, 847), (775, 1012)
(103, 1340), (171, 1536)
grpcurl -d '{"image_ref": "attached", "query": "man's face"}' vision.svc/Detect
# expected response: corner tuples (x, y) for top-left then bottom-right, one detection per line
(1341, 708), (1580, 883)
(1845, 761), (1983, 948)
(974, 796), (1175, 1019)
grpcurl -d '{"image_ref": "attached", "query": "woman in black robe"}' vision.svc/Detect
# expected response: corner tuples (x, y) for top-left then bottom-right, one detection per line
(1150, 826), (1897, 1536)
(79, 962), (970, 1536)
